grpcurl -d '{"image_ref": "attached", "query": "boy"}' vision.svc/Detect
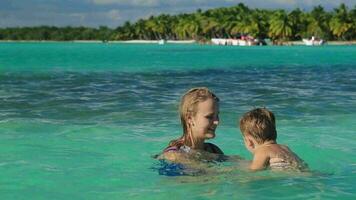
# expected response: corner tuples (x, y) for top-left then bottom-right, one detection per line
(239, 108), (307, 171)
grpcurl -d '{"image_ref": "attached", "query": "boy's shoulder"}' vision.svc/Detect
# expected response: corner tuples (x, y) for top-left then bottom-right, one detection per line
(255, 143), (289, 158)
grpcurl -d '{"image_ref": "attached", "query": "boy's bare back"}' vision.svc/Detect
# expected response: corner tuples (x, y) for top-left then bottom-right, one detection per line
(252, 143), (306, 171)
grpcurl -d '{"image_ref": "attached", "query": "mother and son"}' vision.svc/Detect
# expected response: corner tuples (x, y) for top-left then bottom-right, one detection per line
(158, 87), (307, 172)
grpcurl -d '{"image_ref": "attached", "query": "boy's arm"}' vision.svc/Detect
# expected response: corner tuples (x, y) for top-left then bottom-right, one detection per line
(250, 151), (269, 171)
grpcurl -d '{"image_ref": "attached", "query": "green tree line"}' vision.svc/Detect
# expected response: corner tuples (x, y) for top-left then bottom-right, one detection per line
(0, 3), (355, 42)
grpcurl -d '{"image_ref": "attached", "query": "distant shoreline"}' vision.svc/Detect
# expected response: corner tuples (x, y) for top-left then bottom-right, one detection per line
(0, 40), (196, 44)
(287, 41), (356, 46)
(1, 39), (356, 45)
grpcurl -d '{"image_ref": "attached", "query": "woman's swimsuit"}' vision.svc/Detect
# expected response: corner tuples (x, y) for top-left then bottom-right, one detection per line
(164, 145), (191, 153)
(164, 143), (223, 154)
(158, 143), (225, 176)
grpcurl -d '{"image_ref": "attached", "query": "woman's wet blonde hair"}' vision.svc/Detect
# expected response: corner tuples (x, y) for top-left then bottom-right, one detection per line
(166, 87), (219, 149)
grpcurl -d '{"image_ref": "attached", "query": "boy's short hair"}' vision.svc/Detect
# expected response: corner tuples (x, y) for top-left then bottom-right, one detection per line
(239, 108), (277, 144)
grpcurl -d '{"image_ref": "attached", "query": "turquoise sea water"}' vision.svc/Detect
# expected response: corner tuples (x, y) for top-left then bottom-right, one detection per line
(0, 43), (356, 199)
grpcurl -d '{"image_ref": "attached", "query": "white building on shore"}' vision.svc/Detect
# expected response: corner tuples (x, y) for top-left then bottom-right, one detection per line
(211, 36), (264, 46)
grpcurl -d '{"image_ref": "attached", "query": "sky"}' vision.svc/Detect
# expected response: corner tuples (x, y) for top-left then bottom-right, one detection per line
(0, 0), (355, 28)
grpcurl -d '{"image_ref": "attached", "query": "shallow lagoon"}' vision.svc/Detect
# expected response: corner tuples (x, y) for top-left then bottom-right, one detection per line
(0, 43), (355, 199)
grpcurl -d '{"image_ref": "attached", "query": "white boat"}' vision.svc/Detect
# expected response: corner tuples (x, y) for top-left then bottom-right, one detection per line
(303, 36), (324, 46)
(158, 39), (165, 45)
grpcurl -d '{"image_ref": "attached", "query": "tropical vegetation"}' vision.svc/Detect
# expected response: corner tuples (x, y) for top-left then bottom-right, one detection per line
(0, 3), (355, 42)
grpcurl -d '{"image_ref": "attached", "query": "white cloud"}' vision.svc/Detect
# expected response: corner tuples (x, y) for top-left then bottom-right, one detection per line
(69, 13), (86, 22)
(92, 0), (160, 7)
(90, 0), (355, 11)
(107, 9), (121, 20)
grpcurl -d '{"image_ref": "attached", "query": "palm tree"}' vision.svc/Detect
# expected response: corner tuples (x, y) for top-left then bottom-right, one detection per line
(306, 17), (323, 38)
(201, 8), (228, 38)
(288, 8), (308, 40)
(305, 5), (332, 39)
(222, 3), (252, 38)
(220, 9), (243, 37)
(199, 15), (221, 38)
(236, 11), (268, 38)
(350, 6), (356, 40)
(174, 15), (201, 40)
(252, 10), (269, 39)
(114, 21), (134, 40)
(268, 10), (293, 42)
(135, 19), (154, 40)
(145, 16), (163, 40)
(329, 4), (353, 40)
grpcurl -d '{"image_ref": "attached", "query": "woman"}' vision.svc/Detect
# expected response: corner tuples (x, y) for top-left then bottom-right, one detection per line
(158, 87), (286, 175)
(162, 87), (224, 163)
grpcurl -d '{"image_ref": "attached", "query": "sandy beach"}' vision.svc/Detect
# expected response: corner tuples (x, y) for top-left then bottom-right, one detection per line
(108, 40), (196, 44)
(0, 39), (196, 44)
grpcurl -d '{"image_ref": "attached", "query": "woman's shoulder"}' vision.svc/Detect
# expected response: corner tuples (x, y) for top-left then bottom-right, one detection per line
(204, 142), (224, 154)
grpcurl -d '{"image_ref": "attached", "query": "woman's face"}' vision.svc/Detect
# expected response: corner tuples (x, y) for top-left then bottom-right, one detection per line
(190, 98), (219, 140)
